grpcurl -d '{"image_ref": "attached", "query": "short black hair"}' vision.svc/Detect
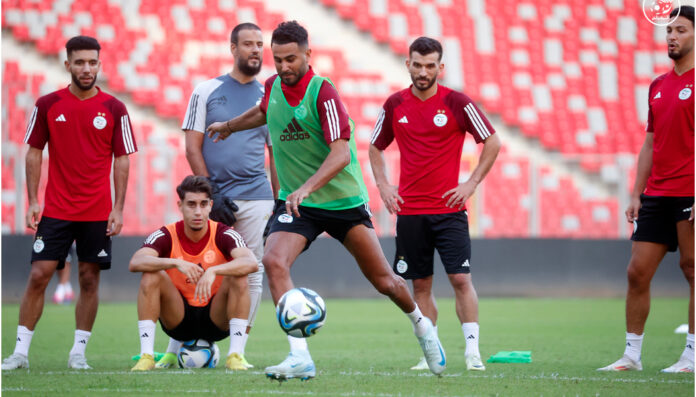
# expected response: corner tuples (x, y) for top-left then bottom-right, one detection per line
(65, 36), (101, 58)
(409, 37), (443, 61)
(271, 20), (308, 47)
(176, 175), (212, 200)
(671, 5), (695, 26)
(230, 22), (261, 44)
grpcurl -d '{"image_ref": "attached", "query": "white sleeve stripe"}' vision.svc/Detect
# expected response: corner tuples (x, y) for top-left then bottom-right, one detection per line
(183, 93), (199, 130)
(145, 230), (165, 245)
(224, 229), (246, 248)
(464, 103), (490, 140)
(23, 106), (38, 143)
(328, 99), (340, 141)
(121, 115), (135, 153)
(370, 108), (385, 144)
(323, 99), (338, 141)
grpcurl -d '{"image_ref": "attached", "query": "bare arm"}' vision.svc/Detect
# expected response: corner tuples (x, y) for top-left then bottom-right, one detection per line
(107, 155), (129, 236)
(185, 130), (209, 176)
(129, 247), (204, 282)
(25, 146), (43, 230)
(626, 133), (654, 222)
(206, 105), (267, 143)
(194, 246), (259, 302)
(368, 144), (403, 214)
(267, 145), (279, 199)
(285, 139), (351, 217)
(443, 134), (501, 209)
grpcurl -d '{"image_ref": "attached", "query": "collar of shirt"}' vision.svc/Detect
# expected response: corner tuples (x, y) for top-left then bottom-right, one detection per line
(279, 66), (316, 107)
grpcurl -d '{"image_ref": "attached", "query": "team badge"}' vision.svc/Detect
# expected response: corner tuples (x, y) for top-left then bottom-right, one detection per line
(204, 250), (216, 264)
(679, 87), (692, 100)
(642, 0), (680, 26)
(278, 214), (293, 223)
(93, 112), (107, 130)
(294, 105), (308, 119)
(33, 238), (44, 253)
(433, 110), (447, 127)
(396, 259), (408, 274)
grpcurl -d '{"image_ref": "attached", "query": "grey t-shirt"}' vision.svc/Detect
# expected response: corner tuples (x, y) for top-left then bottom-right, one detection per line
(181, 74), (273, 200)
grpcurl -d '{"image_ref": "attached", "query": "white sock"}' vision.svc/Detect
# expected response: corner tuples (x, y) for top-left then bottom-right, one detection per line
(242, 333), (249, 356)
(62, 282), (73, 294)
(55, 283), (64, 297)
(406, 306), (428, 337)
(288, 335), (308, 352)
(624, 332), (643, 363)
(433, 325), (438, 337)
(138, 320), (156, 356)
(228, 318), (248, 355)
(69, 330), (91, 357)
(461, 322), (480, 357)
(14, 326), (34, 356)
(166, 338), (183, 354)
(681, 333), (695, 362)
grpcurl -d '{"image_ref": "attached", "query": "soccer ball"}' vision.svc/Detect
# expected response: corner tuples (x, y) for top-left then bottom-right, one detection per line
(276, 287), (326, 338)
(177, 339), (220, 368)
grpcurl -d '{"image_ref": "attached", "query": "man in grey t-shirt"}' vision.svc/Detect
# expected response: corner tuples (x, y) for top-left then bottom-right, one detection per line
(155, 23), (277, 370)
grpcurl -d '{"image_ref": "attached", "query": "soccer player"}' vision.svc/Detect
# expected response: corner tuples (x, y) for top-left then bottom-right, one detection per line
(370, 37), (500, 372)
(2, 36), (137, 370)
(207, 21), (447, 380)
(130, 176), (258, 371)
(153, 22), (278, 370)
(598, 6), (694, 373)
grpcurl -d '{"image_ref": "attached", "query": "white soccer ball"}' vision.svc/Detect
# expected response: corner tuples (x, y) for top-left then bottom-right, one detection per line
(177, 339), (220, 368)
(276, 287), (326, 338)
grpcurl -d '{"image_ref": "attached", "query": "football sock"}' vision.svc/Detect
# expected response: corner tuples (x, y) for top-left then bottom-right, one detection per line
(248, 283), (262, 328)
(624, 332), (643, 363)
(681, 333), (694, 362)
(288, 335), (308, 352)
(461, 322), (480, 357)
(166, 338), (182, 354)
(241, 333), (249, 356)
(62, 282), (73, 295)
(138, 320), (156, 356)
(406, 306), (428, 337)
(13, 326), (34, 356)
(228, 319), (248, 355)
(69, 329), (91, 357)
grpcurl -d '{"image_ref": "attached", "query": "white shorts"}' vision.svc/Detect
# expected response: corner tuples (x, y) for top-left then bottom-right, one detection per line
(232, 199), (274, 285)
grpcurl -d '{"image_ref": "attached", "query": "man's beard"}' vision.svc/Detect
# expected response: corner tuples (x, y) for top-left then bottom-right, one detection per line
(668, 45), (692, 60)
(237, 58), (261, 76)
(71, 72), (97, 91)
(411, 75), (437, 91)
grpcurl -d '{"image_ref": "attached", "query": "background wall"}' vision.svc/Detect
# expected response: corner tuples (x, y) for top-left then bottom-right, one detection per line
(2, 235), (687, 302)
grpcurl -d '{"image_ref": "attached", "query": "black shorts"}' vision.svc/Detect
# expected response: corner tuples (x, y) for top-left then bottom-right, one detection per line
(30, 217), (112, 270)
(266, 200), (374, 250)
(160, 297), (228, 342)
(393, 211), (471, 280)
(631, 194), (693, 252)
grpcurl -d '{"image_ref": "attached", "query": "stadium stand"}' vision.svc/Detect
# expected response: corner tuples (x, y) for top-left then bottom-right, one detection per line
(2, 0), (655, 238)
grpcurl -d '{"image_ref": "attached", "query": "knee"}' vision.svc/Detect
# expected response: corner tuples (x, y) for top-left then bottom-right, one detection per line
(626, 263), (651, 290)
(373, 274), (403, 297)
(680, 257), (694, 282)
(79, 270), (100, 294)
(226, 275), (249, 295)
(27, 266), (53, 290)
(449, 274), (473, 291)
(139, 271), (163, 291)
(262, 253), (289, 278)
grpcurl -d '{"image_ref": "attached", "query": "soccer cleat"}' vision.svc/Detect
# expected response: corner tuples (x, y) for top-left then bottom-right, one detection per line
(1, 353), (29, 370)
(225, 353), (248, 370)
(52, 290), (64, 304)
(239, 354), (254, 369)
(68, 354), (92, 369)
(410, 357), (429, 370)
(597, 355), (642, 371)
(131, 353), (155, 371)
(264, 350), (316, 381)
(154, 352), (177, 369)
(416, 317), (447, 375)
(661, 357), (694, 373)
(465, 354), (486, 371)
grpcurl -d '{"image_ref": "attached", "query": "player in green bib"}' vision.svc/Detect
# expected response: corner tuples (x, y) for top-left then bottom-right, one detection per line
(208, 21), (446, 381)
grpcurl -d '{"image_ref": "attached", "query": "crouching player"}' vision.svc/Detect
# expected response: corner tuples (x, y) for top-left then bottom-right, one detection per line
(130, 176), (258, 371)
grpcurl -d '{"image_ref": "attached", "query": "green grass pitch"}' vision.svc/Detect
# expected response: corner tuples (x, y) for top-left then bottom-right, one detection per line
(2, 298), (693, 396)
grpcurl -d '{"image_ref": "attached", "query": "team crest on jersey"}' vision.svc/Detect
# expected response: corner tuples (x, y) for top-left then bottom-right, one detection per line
(278, 214), (293, 223)
(204, 250), (216, 264)
(93, 112), (107, 130)
(396, 259), (408, 274)
(679, 87), (692, 100)
(33, 237), (44, 253)
(294, 105), (308, 119)
(433, 110), (447, 127)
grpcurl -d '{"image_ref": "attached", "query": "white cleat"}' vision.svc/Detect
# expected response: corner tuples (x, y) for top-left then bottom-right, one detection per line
(661, 357), (694, 373)
(1, 353), (29, 370)
(416, 317), (446, 375)
(410, 357), (429, 370)
(68, 354), (92, 369)
(264, 350), (316, 381)
(466, 354), (486, 371)
(597, 355), (642, 371)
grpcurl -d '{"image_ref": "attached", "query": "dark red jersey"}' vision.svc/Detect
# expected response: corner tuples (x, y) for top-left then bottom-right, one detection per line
(371, 84), (495, 214)
(645, 68), (694, 197)
(24, 86), (137, 221)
